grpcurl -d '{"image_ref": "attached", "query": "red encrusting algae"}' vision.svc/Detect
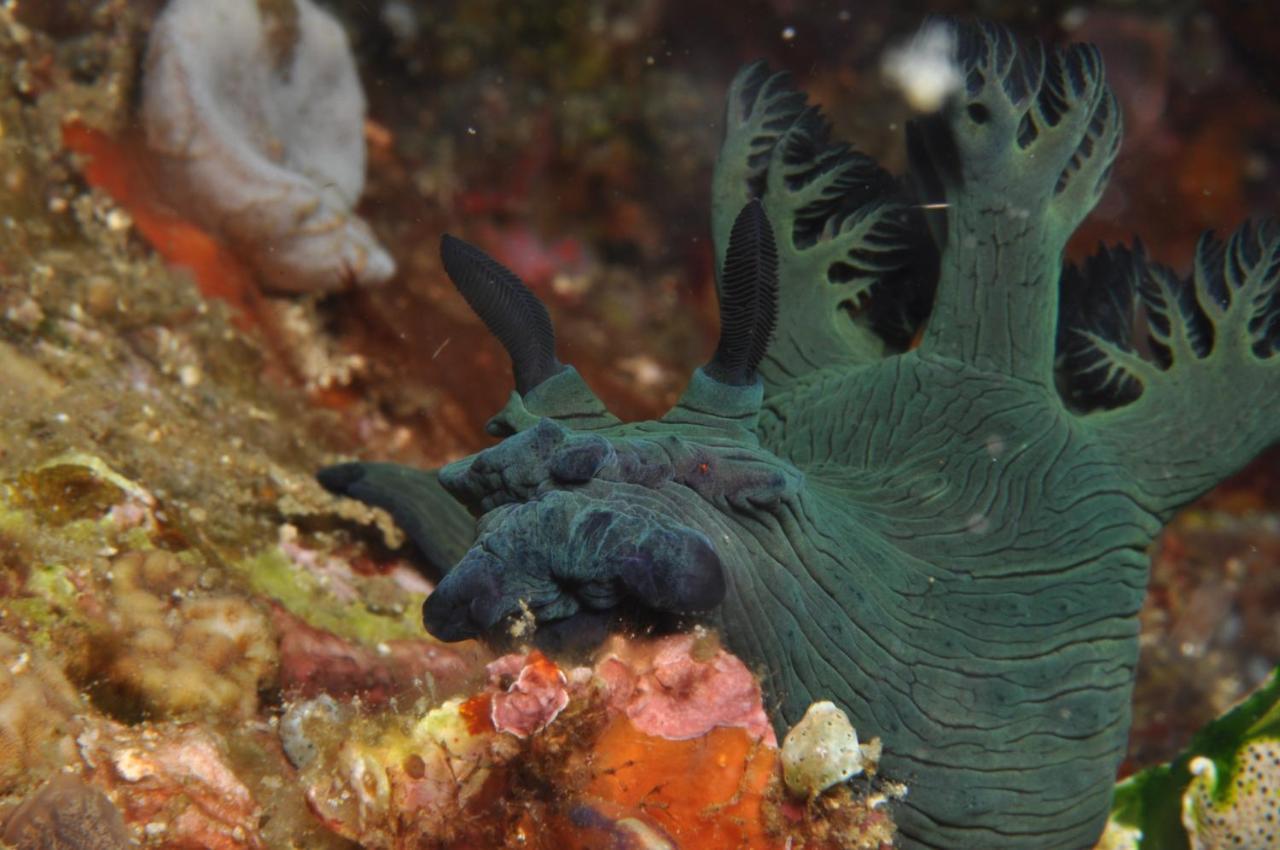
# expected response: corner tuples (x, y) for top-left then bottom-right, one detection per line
(62, 120), (264, 329)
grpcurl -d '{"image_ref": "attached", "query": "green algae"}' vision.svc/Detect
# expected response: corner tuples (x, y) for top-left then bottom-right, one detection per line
(236, 547), (427, 646)
(1, 451), (199, 557)
(9, 563), (84, 651)
(1, 448), (430, 657)
(24, 562), (78, 611)
(9, 463), (124, 526)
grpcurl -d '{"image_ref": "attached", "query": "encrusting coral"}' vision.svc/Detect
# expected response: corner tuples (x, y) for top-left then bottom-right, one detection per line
(97, 550), (278, 722)
(0, 636), (85, 795)
(594, 630), (774, 742)
(140, 0), (395, 293)
(320, 18), (1280, 850)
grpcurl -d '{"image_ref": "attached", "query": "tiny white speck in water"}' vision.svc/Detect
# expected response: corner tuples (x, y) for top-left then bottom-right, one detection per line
(380, 0), (419, 43)
(781, 26), (796, 41)
(882, 20), (962, 112)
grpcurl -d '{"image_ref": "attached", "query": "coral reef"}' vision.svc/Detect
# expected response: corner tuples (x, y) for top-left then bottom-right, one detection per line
(1, 0), (1278, 847)
(595, 631), (774, 743)
(296, 693), (506, 847)
(486, 650), (571, 737)
(140, 0), (394, 292)
(270, 604), (474, 704)
(322, 19), (1280, 850)
(4, 457), (278, 725)
(291, 641), (899, 849)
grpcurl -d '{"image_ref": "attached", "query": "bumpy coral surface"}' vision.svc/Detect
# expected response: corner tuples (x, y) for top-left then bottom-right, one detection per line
(323, 19), (1280, 850)
(141, 0), (395, 292)
(486, 650), (571, 737)
(99, 550), (277, 721)
(0, 637), (85, 794)
(3, 1), (1279, 847)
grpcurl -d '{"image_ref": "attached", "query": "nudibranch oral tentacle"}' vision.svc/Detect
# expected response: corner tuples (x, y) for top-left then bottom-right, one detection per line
(320, 18), (1280, 850)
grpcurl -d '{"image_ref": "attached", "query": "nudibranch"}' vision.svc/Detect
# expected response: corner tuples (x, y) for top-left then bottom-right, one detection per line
(320, 20), (1280, 849)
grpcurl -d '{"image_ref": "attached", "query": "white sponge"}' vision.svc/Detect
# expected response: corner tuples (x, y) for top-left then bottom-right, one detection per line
(141, 0), (396, 292)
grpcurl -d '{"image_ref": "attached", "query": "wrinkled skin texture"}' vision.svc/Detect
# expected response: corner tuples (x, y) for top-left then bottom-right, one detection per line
(322, 21), (1280, 849)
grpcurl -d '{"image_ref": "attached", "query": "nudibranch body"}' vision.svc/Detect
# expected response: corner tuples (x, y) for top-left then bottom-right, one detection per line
(322, 20), (1280, 849)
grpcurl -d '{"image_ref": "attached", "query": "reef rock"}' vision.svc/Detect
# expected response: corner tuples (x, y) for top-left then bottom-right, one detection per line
(271, 604), (475, 704)
(297, 695), (508, 849)
(101, 550), (279, 722)
(77, 719), (266, 849)
(289, 637), (899, 849)
(140, 0), (395, 292)
(1, 775), (133, 850)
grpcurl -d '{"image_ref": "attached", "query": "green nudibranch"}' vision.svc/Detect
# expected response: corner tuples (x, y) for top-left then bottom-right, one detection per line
(321, 19), (1280, 849)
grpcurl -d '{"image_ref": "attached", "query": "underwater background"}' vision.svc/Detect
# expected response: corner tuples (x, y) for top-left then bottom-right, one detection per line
(0, 0), (1277, 848)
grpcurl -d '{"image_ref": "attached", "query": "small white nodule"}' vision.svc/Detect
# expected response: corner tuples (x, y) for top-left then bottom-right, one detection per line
(781, 700), (874, 798)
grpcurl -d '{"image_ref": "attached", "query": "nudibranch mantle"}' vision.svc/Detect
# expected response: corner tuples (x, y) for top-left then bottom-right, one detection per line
(321, 20), (1280, 849)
